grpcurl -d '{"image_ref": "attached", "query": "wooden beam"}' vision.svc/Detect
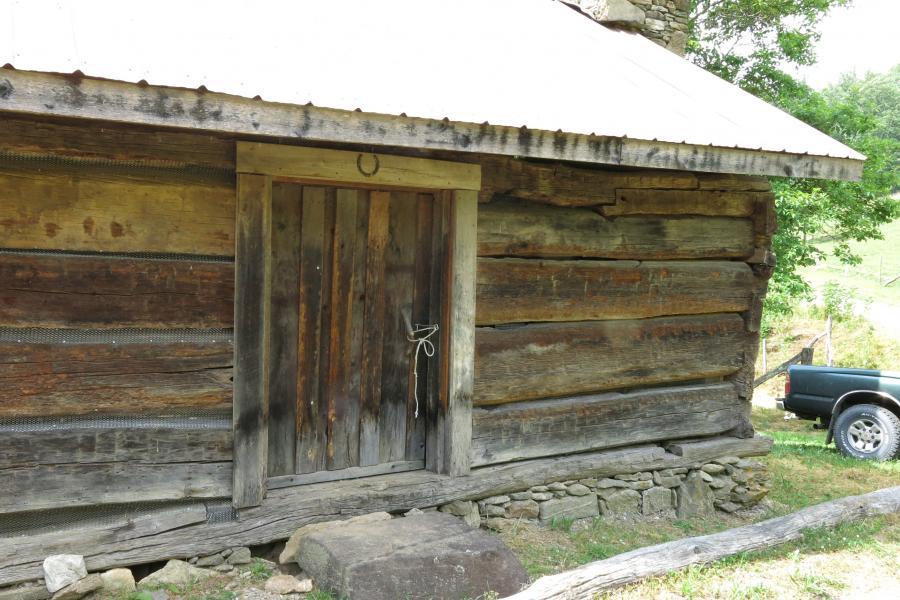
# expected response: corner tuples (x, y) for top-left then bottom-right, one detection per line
(471, 384), (743, 466)
(0, 69), (863, 180)
(602, 189), (767, 218)
(0, 462), (231, 513)
(503, 485), (900, 600)
(0, 168), (235, 256)
(442, 190), (477, 475)
(474, 314), (746, 406)
(478, 156), (698, 205)
(0, 435), (773, 587)
(237, 142), (481, 191)
(477, 199), (754, 260)
(666, 435), (773, 459)
(476, 259), (754, 325)
(232, 173), (272, 508)
(0, 253), (234, 329)
(0, 334), (233, 418)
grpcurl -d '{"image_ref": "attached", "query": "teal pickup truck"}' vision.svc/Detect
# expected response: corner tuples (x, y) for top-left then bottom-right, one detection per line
(780, 365), (900, 461)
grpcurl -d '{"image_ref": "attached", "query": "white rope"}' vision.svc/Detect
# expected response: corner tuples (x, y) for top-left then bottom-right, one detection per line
(407, 323), (439, 418)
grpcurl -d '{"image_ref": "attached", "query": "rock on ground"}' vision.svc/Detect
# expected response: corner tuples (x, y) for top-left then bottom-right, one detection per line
(99, 568), (136, 594)
(42, 555), (87, 594)
(676, 471), (716, 518)
(278, 512), (392, 564)
(138, 560), (212, 588)
(264, 575), (314, 594)
(297, 511), (527, 600)
(227, 547), (252, 565)
(51, 573), (102, 600)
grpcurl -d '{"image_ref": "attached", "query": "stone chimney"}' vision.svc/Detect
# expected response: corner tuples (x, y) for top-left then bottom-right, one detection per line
(575, 0), (690, 56)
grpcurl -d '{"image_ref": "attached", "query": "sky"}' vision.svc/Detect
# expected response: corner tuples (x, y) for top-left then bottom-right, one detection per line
(793, 0), (900, 89)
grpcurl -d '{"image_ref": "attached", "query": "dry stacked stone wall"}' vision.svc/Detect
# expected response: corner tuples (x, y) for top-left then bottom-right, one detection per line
(439, 457), (770, 530)
(576, 0), (691, 55)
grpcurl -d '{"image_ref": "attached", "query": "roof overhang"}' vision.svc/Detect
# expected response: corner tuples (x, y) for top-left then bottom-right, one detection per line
(0, 68), (863, 181)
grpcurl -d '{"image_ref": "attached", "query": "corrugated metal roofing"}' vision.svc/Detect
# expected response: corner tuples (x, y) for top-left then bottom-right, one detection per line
(0, 0), (864, 163)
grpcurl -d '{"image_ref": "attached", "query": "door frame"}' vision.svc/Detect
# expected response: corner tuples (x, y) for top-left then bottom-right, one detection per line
(232, 141), (480, 508)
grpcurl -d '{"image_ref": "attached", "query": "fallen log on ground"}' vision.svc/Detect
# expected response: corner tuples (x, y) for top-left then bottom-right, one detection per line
(503, 485), (900, 600)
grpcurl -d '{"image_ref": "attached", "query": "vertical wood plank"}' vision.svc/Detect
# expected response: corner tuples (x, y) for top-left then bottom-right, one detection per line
(443, 190), (477, 475)
(326, 189), (361, 470)
(296, 187), (329, 474)
(405, 193), (434, 460)
(426, 192), (451, 474)
(359, 191), (391, 466)
(267, 182), (301, 477)
(379, 191), (418, 463)
(346, 191), (369, 466)
(233, 173), (272, 508)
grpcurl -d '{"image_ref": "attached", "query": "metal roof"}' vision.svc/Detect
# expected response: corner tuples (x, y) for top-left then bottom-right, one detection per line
(0, 0), (865, 176)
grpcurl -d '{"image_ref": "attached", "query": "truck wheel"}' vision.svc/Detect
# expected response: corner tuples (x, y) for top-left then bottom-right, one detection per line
(833, 404), (900, 461)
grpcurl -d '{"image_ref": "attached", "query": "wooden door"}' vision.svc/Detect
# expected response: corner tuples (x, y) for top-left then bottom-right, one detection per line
(267, 184), (441, 479)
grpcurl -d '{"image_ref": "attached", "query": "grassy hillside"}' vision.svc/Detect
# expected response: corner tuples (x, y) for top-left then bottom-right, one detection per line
(800, 217), (900, 307)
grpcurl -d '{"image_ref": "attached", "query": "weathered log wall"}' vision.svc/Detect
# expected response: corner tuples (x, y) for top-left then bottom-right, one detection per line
(0, 116), (775, 518)
(472, 161), (774, 464)
(0, 118), (237, 514)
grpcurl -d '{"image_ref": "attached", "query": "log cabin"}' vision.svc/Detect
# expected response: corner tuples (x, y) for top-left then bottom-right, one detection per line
(0, 0), (865, 588)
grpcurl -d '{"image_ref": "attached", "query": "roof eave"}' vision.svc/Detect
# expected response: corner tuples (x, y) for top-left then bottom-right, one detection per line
(0, 68), (864, 181)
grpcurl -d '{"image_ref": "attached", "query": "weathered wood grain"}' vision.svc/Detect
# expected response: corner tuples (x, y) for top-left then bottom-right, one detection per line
(233, 173), (272, 508)
(0, 336), (233, 418)
(0, 462), (232, 513)
(479, 156), (697, 205)
(0, 169), (235, 255)
(0, 425), (232, 469)
(503, 485), (900, 600)
(267, 184), (302, 476)
(476, 259), (754, 325)
(474, 314), (746, 406)
(472, 383), (742, 466)
(238, 142), (481, 191)
(696, 173), (772, 191)
(0, 116), (234, 169)
(602, 189), (767, 218)
(0, 435), (773, 587)
(296, 187), (330, 474)
(1, 70), (863, 180)
(666, 435), (773, 458)
(477, 199), (754, 259)
(0, 252), (233, 329)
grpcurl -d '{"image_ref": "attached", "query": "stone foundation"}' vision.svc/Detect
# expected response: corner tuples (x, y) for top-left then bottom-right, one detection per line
(439, 456), (770, 530)
(574, 0), (691, 55)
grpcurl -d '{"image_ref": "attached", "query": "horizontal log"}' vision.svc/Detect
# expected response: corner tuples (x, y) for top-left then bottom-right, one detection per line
(0, 436), (773, 586)
(696, 173), (772, 191)
(474, 314), (746, 406)
(471, 383), (742, 466)
(602, 189), (769, 218)
(504, 485), (900, 600)
(476, 258), (753, 325)
(666, 435), (773, 458)
(0, 116), (234, 170)
(479, 156), (697, 205)
(0, 168), (235, 255)
(0, 423), (232, 468)
(0, 253), (234, 328)
(477, 199), (754, 259)
(0, 461), (232, 513)
(0, 333), (233, 417)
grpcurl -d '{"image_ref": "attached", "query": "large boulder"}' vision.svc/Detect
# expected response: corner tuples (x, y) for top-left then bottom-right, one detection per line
(296, 511), (527, 600)
(278, 512), (392, 564)
(42, 555), (87, 594)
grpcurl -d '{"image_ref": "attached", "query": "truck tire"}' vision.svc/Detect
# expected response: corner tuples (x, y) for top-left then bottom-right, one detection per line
(833, 404), (900, 461)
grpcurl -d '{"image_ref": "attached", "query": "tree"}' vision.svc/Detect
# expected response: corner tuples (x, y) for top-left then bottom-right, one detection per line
(686, 2), (900, 327)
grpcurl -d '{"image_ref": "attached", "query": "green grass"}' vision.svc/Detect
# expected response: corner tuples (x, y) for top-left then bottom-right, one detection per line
(800, 217), (900, 307)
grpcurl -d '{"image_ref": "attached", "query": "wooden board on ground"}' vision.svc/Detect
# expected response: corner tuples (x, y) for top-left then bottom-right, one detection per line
(474, 313), (746, 406)
(471, 383), (742, 466)
(477, 199), (754, 259)
(476, 259), (753, 325)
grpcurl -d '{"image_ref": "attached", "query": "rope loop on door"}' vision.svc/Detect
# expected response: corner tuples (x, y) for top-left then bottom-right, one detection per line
(408, 324), (439, 418)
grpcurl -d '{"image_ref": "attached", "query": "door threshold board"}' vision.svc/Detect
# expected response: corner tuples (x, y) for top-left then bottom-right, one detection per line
(268, 460), (425, 490)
